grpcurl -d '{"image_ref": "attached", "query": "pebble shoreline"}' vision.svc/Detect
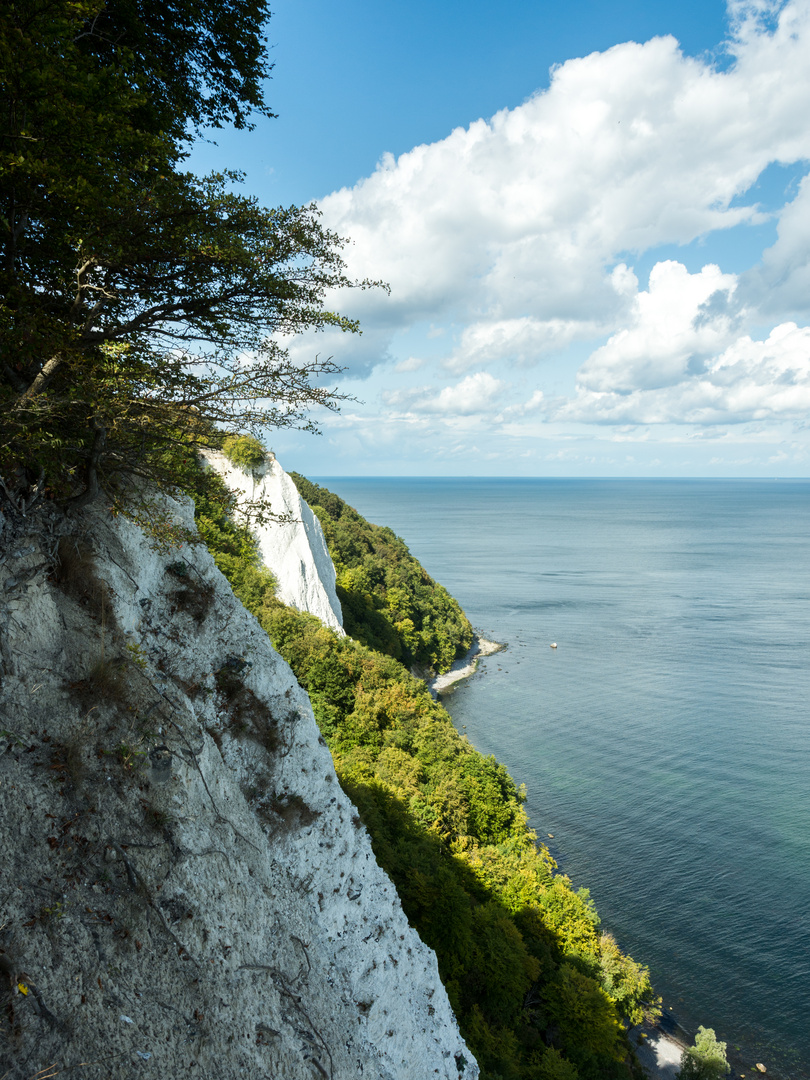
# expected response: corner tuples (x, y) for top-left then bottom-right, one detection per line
(631, 1020), (688, 1079)
(428, 634), (506, 695)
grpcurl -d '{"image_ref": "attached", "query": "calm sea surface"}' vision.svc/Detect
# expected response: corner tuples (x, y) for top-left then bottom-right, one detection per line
(314, 478), (810, 1078)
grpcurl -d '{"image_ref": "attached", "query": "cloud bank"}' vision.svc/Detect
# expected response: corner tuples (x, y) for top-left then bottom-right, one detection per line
(278, 0), (810, 473)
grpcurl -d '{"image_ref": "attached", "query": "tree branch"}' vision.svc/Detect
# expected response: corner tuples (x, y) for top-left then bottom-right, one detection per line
(19, 354), (64, 402)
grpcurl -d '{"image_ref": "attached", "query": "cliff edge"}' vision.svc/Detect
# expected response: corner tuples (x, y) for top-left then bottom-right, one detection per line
(0, 492), (476, 1080)
(201, 449), (345, 635)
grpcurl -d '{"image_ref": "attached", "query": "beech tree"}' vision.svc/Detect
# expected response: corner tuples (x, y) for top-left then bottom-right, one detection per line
(0, 0), (377, 507)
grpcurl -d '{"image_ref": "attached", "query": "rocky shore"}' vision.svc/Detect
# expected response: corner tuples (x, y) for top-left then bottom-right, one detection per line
(429, 634), (506, 696)
(631, 1020), (688, 1079)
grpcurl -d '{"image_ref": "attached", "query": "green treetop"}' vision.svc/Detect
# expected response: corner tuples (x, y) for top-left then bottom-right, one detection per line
(0, 1), (381, 511)
(678, 1026), (730, 1080)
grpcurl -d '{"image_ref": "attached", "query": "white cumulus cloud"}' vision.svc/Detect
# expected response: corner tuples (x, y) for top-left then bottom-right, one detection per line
(561, 321), (810, 424)
(577, 261), (740, 393)
(320, 0), (810, 363)
(383, 371), (506, 416)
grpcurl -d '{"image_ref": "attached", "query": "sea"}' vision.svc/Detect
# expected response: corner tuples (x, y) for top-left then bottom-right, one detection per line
(313, 477), (810, 1079)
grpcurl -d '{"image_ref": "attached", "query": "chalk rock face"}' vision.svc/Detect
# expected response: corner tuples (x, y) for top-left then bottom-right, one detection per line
(0, 494), (477, 1080)
(202, 449), (344, 634)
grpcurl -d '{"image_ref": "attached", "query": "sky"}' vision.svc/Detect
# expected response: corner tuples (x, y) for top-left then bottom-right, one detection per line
(191, 0), (810, 477)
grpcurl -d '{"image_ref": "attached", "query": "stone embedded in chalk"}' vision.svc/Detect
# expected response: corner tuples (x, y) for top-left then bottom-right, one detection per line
(148, 744), (172, 784)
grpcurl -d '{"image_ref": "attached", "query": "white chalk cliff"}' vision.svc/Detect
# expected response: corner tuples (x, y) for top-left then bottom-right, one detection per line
(201, 449), (344, 634)
(0, 492), (477, 1080)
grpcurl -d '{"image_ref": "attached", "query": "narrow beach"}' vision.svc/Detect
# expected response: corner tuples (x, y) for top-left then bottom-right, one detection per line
(631, 1020), (689, 1079)
(429, 633), (505, 695)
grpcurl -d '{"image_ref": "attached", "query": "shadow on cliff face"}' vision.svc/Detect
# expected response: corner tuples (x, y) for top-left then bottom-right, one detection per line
(342, 779), (643, 1080)
(0, 499), (478, 1080)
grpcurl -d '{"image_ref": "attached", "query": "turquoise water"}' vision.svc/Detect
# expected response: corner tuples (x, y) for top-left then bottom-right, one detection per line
(314, 478), (810, 1078)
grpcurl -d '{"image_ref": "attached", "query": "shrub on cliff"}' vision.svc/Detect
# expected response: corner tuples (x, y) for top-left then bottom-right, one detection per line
(221, 435), (268, 472)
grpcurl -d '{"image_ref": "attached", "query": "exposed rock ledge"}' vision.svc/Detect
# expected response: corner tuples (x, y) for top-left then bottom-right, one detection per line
(0, 494), (476, 1080)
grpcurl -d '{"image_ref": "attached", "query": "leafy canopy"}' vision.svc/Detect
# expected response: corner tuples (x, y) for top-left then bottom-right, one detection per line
(677, 1027), (730, 1080)
(68, 0), (277, 136)
(0, 1), (381, 510)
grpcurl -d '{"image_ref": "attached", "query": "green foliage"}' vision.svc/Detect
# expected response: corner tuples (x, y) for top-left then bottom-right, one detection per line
(533, 1048), (580, 1080)
(677, 1027), (730, 1080)
(221, 434), (267, 471)
(598, 932), (660, 1026)
(289, 474), (474, 673)
(70, 0), (276, 138)
(543, 964), (624, 1076)
(0, 1), (381, 510)
(195, 466), (658, 1080)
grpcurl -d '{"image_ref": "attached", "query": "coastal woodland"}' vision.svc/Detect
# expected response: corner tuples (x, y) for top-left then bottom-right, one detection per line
(1, 4), (658, 1078)
(199, 455), (661, 1080)
(289, 474), (474, 673)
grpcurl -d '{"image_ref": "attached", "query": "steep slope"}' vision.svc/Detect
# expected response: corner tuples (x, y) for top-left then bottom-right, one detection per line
(0, 492), (476, 1080)
(201, 449), (345, 634)
(198, 479), (659, 1080)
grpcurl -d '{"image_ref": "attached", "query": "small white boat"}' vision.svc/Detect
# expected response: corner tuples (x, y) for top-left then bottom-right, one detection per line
(550, 642), (557, 649)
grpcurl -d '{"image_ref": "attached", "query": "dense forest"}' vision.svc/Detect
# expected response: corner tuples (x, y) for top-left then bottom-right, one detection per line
(197, 457), (660, 1080)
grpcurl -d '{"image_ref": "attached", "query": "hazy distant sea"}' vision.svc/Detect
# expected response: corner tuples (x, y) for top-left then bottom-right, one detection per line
(314, 477), (810, 1079)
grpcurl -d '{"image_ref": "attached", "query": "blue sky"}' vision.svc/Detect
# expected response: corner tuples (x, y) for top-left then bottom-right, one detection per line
(191, 0), (810, 476)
